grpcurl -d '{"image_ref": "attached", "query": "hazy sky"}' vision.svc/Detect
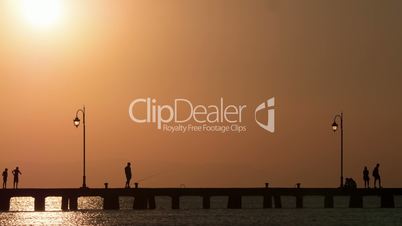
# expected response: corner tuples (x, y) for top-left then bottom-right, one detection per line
(1, 0), (401, 188)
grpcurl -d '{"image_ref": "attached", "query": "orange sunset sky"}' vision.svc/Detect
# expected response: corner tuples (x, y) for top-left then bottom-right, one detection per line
(1, 0), (401, 188)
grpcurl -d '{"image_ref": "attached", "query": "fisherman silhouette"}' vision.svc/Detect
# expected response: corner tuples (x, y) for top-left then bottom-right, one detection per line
(125, 162), (132, 188)
(373, 163), (381, 188)
(363, 166), (370, 188)
(2, 168), (8, 189)
(12, 167), (22, 189)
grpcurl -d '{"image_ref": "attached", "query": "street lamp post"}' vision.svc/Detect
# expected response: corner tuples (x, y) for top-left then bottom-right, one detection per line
(74, 106), (87, 189)
(332, 112), (343, 188)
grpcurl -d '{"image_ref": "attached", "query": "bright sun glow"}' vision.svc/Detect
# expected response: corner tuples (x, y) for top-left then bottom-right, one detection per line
(20, 0), (64, 29)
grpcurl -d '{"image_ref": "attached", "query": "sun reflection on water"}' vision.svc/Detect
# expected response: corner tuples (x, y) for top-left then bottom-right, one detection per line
(5, 197), (110, 225)
(10, 197), (34, 212)
(78, 197), (103, 210)
(2, 197), (402, 225)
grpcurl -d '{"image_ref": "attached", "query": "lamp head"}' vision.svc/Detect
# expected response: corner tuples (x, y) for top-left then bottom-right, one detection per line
(74, 117), (81, 127)
(332, 121), (338, 132)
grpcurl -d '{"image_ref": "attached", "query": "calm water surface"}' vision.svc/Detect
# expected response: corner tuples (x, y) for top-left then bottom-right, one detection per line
(0, 196), (401, 225)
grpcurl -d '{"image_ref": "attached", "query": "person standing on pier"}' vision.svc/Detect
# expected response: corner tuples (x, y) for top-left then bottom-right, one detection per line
(12, 167), (22, 189)
(363, 166), (370, 188)
(125, 162), (132, 188)
(373, 163), (381, 188)
(2, 168), (8, 189)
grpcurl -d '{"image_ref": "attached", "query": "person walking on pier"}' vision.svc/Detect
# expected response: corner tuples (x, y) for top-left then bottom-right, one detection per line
(373, 163), (381, 188)
(2, 168), (8, 189)
(12, 167), (22, 189)
(125, 162), (132, 188)
(363, 166), (370, 188)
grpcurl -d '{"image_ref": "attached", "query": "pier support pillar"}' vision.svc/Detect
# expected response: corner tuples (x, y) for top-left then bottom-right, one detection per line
(263, 195), (272, 208)
(172, 196), (180, 209)
(381, 194), (395, 208)
(0, 196), (10, 212)
(227, 195), (241, 209)
(296, 195), (303, 208)
(61, 196), (69, 211)
(202, 196), (210, 209)
(274, 196), (282, 208)
(104, 195), (119, 210)
(148, 196), (156, 209)
(324, 195), (334, 208)
(133, 195), (148, 209)
(34, 196), (46, 211)
(349, 195), (363, 208)
(69, 197), (78, 211)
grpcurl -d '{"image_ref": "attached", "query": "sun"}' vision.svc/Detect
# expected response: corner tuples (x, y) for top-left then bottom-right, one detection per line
(20, 0), (64, 29)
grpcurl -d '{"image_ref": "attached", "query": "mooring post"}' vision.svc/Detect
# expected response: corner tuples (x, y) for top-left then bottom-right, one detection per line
(324, 195), (334, 208)
(381, 194), (395, 208)
(0, 196), (11, 212)
(274, 195), (282, 208)
(202, 196), (211, 209)
(34, 196), (46, 211)
(172, 195), (180, 209)
(227, 195), (242, 209)
(104, 195), (119, 210)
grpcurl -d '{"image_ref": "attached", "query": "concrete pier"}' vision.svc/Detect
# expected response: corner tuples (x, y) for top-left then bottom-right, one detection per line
(202, 196), (210, 209)
(69, 196), (78, 210)
(148, 196), (156, 209)
(61, 196), (69, 211)
(263, 195), (272, 208)
(324, 195), (334, 208)
(349, 194), (363, 208)
(133, 195), (148, 209)
(0, 187), (401, 211)
(381, 194), (395, 208)
(0, 196), (10, 211)
(227, 195), (242, 209)
(34, 196), (45, 211)
(171, 195), (180, 209)
(274, 195), (282, 208)
(296, 195), (303, 208)
(104, 195), (119, 210)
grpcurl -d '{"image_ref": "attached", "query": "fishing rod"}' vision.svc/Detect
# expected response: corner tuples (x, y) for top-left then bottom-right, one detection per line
(135, 172), (163, 183)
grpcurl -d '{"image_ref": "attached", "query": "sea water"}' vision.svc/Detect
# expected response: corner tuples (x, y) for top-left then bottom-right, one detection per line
(0, 196), (402, 225)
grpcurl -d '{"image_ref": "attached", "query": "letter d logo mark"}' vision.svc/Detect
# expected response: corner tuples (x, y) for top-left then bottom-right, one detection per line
(255, 97), (275, 133)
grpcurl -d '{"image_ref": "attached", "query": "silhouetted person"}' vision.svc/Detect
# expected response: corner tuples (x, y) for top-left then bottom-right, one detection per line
(125, 162), (132, 188)
(373, 163), (381, 188)
(363, 166), (370, 188)
(344, 178), (357, 189)
(351, 178), (357, 189)
(12, 167), (22, 189)
(2, 168), (8, 189)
